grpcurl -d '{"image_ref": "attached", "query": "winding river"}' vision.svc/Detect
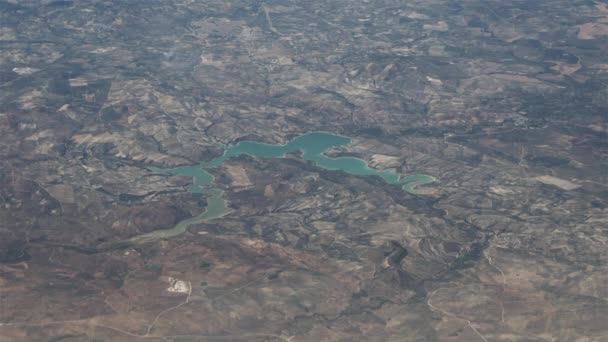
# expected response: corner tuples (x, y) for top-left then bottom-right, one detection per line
(131, 132), (435, 243)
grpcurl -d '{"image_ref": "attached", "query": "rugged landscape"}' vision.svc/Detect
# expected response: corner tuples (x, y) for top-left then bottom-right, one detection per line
(0, 0), (607, 341)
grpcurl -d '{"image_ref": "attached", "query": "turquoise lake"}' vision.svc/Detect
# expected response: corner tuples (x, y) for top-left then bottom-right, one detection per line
(132, 132), (435, 243)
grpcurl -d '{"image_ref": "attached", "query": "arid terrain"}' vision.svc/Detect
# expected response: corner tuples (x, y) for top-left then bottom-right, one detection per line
(0, 0), (607, 341)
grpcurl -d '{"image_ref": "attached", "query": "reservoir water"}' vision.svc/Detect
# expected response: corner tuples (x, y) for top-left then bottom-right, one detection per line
(131, 132), (435, 243)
